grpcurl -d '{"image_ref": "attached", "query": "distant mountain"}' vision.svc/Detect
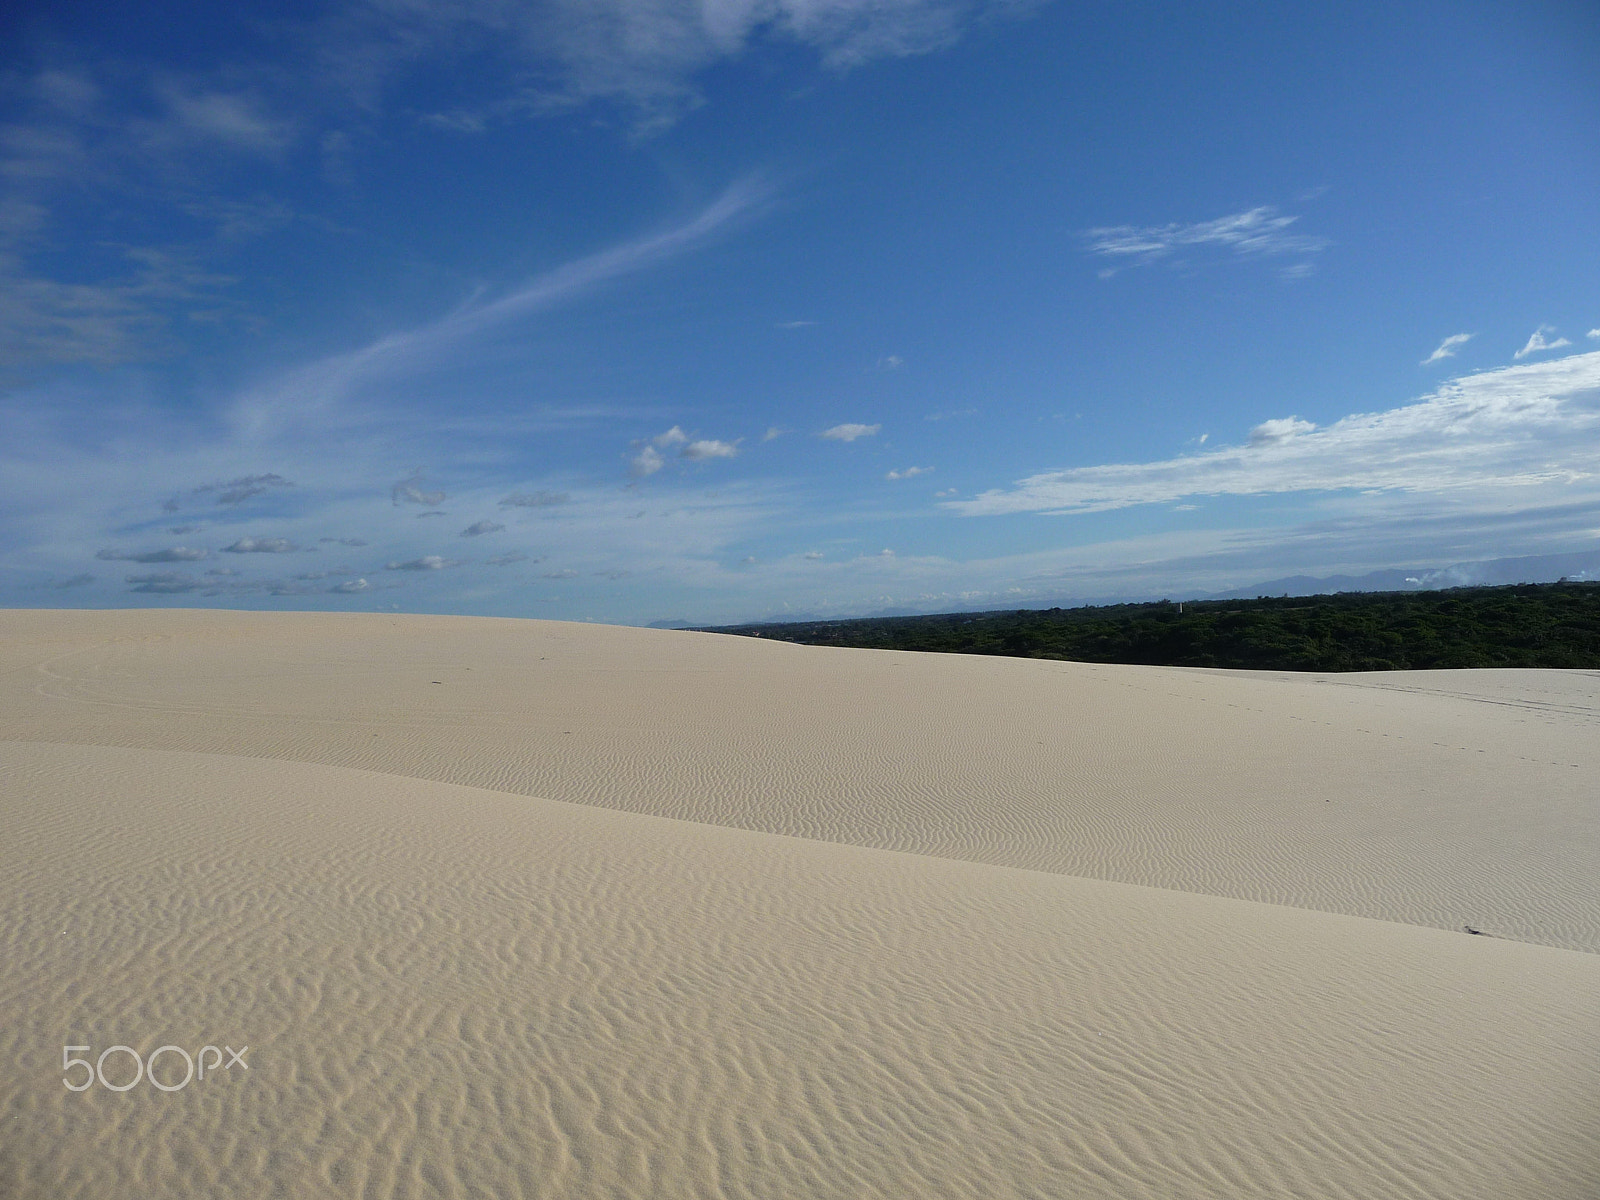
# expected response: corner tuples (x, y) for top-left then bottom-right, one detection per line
(1209, 546), (1600, 600)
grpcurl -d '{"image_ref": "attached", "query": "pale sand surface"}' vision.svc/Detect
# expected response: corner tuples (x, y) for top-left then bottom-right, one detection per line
(2, 608), (1598, 1197)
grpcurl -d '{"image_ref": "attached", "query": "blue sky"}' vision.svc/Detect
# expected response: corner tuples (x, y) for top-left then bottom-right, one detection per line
(3, 0), (1598, 624)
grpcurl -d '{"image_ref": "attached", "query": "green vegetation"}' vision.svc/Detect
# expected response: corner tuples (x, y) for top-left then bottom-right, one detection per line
(703, 582), (1600, 671)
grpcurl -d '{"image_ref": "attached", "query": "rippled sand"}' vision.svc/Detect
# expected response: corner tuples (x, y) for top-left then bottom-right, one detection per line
(2, 608), (1597, 1198)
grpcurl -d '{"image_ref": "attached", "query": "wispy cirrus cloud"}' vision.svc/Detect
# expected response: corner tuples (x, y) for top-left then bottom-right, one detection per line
(1423, 332), (1473, 365)
(233, 179), (767, 438)
(951, 351), (1600, 517)
(1086, 205), (1327, 276)
(499, 490), (568, 508)
(344, 0), (1036, 129)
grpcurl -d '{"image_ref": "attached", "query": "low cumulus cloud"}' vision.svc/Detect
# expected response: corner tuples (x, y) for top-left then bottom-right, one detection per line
(1515, 326), (1572, 359)
(950, 351), (1600, 517)
(1422, 332), (1473, 365)
(630, 427), (738, 472)
(498, 490), (568, 508)
(1247, 417), (1316, 446)
(682, 438), (739, 461)
(821, 422), (880, 441)
(460, 519), (505, 536)
(96, 546), (207, 563)
(330, 578), (369, 593)
(223, 536), (296, 553)
(385, 555), (461, 570)
(886, 465), (932, 480)
(630, 445), (665, 477)
(320, 536), (368, 546)
(125, 571), (202, 593)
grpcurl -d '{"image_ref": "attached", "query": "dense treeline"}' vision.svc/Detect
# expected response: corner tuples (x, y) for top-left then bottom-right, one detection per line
(703, 582), (1600, 671)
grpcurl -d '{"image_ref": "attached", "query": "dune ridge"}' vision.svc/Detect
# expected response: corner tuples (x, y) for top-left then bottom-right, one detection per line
(5, 608), (1598, 950)
(2, 608), (1598, 1198)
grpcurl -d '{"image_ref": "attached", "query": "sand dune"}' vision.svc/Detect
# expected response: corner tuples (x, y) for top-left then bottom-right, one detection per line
(2, 609), (1598, 1198)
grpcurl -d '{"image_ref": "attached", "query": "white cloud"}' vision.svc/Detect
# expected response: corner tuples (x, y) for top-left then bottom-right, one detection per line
(383, 0), (1030, 127)
(1589, 329), (1600, 340)
(821, 422), (880, 441)
(682, 438), (739, 460)
(1515, 326), (1572, 359)
(124, 571), (203, 593)
(803, 551), (823, 559)
(1247, 417), (1316, 445)
(950, 351), (1600, 517)
(762, 426), (787, 441)
(630, 445), (665, 477)
(149, 87), (294, 156)
(775, 320), (815, 329)
(652, 425), (689, 448)
(330, 578), (369, 593)
(499, 490), (568, 507)
(460, 519), (505, 536)
(230, 181), (766, 440)
(95, 545), (207, 563)
(885, 465), (932, 480)
(0, 247), (235, 367)
(192, 473), (291, 506)
(391, 471), (446, 506)
(223, 536), (296, 553)
(1085, 206), (1327, 273)
(1422, 332), (1473, 365)
(385, 555), (461, 570)
(878, 354), (903, 370)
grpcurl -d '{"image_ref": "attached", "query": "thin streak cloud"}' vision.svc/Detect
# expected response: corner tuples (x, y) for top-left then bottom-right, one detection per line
(233, 179), (770, 435)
